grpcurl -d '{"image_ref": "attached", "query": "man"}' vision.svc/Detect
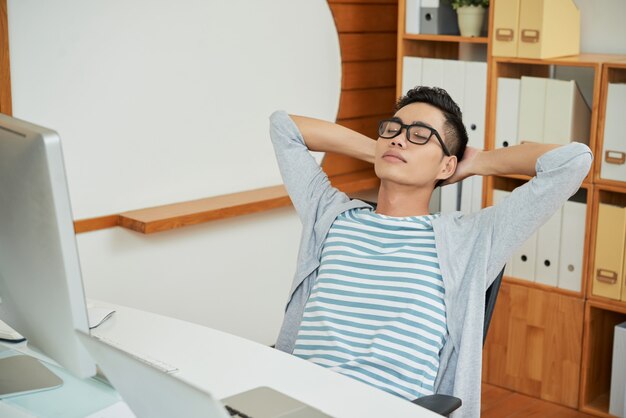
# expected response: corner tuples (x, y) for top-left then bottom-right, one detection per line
(269, 86), (591, 417)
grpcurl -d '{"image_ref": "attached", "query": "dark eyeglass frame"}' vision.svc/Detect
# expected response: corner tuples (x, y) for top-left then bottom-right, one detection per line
(377, 119), (451, 156)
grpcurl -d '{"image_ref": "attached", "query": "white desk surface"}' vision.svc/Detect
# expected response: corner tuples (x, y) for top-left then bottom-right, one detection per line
(90, 301), (441, 418)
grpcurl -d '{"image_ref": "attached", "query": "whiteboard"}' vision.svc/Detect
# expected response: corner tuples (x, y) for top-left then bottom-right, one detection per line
(8, 0), (341, 219)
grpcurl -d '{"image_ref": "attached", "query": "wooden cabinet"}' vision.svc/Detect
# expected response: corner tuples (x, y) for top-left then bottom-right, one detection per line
(482, 282), (584, 408)
(394, 2), (626, 416)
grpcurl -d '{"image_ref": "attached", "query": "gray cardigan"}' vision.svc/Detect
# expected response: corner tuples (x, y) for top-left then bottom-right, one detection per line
(269, 110), (592, 417)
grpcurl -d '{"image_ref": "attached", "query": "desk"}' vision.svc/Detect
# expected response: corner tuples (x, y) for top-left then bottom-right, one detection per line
(90, 302), (440, 418)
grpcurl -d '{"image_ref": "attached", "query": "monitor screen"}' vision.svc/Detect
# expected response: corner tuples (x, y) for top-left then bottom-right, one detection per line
(0, 113), (95, 380)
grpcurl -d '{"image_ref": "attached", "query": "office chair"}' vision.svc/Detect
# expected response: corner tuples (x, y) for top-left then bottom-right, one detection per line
(410, 266), (506, 417)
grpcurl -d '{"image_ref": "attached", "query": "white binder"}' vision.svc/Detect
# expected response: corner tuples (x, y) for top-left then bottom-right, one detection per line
(459, 178), (473, 214)
(440, 183), (459, 213)
(511, 231), (538, 282)
(610, 322), (626, 417)
(534, 208), (562, 286)
(471, 176), (483, 213)
(463, 61), (487, 149)
(493, 189), (514, 277)
(543, 78), (591, 146)
(405, 0), (422, 34)
(402, 57), (423, 95)
(421, 58), (444, 88)
(558, 200), (586, 292)
(442, 59), (466, 110)
(601, 83), (626, 182)
(495, 77), (520, 148)
(518, 76), (547, 144)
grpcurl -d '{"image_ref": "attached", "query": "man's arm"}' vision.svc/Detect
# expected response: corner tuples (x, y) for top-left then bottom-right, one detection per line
(289, 115), (376, 164)
(446, 143), (561, 185)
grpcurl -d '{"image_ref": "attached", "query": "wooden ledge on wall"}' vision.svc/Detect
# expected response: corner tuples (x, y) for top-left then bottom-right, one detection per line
(73, 168), (380, 235)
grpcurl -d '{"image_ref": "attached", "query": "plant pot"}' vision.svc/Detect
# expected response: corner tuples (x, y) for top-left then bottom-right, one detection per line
(456, 5), (486, 37)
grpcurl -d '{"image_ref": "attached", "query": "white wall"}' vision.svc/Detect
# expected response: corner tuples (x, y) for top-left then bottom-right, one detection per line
(574, 0), (626, 54)
(7, 0), (341, 345)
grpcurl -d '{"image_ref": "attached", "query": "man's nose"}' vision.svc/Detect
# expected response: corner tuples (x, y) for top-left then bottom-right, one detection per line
(390, 132), (407, 148)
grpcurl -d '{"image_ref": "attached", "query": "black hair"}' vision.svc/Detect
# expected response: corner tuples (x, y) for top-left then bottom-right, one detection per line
(395, 86), (468, 188)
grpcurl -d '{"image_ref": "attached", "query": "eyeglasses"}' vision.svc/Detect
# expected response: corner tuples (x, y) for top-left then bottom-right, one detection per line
(377, 119), (451, 156)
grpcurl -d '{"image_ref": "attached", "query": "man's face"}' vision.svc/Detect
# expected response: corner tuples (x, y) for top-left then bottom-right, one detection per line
(374, 102), (455, 189)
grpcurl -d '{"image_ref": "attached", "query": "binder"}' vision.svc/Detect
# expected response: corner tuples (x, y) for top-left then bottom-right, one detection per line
(442, 59), (465, 110)
(543, 78), (591, 146)
(471, 176), (483, 213)
(518, 76), (547, 144)
(610, 322), (626, 417)
(511, 232), (538, 282)
(420, 0), (459, 35)
(459, 178), (473, 214)
(601, 83), (626, 183)
(558, 200), (586, 292)
(402, 57), (423, 95)
(421, 58), (444, 88)
(495, 77), (521, 148)
(492, 0), (521, 57)
(593, 203), (626, 300)
(493, 190), (514, 278)
(405, 0), (422, 34)
(440, 183), (459, 213)
(534, 208), (561, 286)
(517, 0), (580, 59)
(463, 61), (487, 149)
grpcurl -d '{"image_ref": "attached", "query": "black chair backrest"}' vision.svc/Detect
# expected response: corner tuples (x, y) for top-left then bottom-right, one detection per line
(483, 266), (505, 345)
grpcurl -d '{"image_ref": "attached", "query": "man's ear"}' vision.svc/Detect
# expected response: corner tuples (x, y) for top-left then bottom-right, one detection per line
(437, 155), (457, 181)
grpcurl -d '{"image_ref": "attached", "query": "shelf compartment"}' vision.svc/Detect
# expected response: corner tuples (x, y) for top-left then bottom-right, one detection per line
(594, 61), (626, 188)
(486, 176), (591, 297)
(587, 186), (626, 308)
(580, 300), (626, 418)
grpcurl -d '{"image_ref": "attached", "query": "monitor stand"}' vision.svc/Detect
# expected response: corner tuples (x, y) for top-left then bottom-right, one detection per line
(0, 355), (63, 397)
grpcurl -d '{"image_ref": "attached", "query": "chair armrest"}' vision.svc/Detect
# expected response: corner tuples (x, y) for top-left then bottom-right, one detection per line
(411, 394), (462, 416)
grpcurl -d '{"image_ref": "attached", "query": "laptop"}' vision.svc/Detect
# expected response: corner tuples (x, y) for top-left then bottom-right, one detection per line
(75, 330), (333, 418)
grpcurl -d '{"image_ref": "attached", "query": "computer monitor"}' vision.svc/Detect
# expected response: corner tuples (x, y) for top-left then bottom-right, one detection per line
(0, 113), (96, 395)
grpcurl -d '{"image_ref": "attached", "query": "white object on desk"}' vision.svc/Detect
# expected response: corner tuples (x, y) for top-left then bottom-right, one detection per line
(90, 302), (441, 418)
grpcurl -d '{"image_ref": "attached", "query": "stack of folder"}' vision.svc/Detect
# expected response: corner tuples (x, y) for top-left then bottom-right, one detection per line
(493, 189), (587, 291)
(593, 203), (626, 302)
(495, 76), (591, 149)
(403, 57), (487, 215)
(600, 83), (626, 183)
(492, 0), (580, 59)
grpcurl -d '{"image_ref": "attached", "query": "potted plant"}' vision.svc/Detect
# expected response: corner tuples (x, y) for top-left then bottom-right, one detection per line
(452, 0), (489, 37)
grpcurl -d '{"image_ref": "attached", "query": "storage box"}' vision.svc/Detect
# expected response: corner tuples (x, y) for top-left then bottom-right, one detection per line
(492, 0), (580, 59)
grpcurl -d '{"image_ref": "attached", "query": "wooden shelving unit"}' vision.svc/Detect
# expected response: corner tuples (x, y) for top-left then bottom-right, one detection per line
(403, 33), (488, 44)
(395, 0), (626, 415)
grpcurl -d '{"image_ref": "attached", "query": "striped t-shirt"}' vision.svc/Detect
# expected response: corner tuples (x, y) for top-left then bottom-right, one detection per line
(293, 208), (447, 400)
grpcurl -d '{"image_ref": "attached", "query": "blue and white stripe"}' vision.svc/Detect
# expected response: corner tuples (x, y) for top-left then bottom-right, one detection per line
(293, 208), (447, 400)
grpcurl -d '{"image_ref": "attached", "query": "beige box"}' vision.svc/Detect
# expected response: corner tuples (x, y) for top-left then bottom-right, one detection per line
(516, 0), (580, 59)
(593, 203), (626, 300)
(492, 0), (520, 57)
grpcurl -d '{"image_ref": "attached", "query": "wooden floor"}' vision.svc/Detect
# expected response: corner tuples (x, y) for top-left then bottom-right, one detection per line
(481, 384), (596, 417)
